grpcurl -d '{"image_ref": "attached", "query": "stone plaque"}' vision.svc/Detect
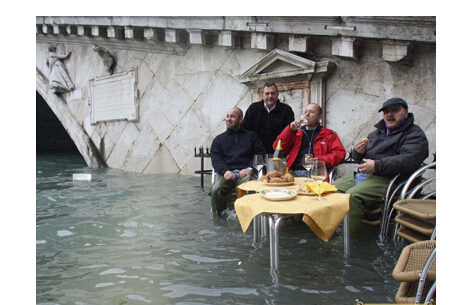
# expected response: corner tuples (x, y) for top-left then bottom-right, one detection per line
(89, 68), (138, 124)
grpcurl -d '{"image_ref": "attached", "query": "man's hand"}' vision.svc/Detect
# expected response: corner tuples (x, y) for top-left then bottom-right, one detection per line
(290, 119), (304, 131)
(224, 170), (236, 181)
(358, 159), (375, 174)
(354, 140), (368, 155)
(239, 168), (252, 178)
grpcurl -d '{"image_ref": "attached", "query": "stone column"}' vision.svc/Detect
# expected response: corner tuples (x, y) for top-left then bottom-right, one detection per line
(187, 29), (202, 44)
(66, 25), (72, 35)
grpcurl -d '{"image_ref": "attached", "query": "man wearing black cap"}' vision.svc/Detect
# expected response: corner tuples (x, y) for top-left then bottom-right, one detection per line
(333, 98), (429, 234)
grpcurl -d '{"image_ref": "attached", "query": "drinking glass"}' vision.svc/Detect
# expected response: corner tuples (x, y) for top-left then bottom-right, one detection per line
(253, 155), (264, 178)
(302, 154), (314, 181)
(311, 160), (327, 201)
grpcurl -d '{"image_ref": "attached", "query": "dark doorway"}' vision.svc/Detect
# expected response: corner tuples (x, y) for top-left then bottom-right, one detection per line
(36, 91), (79, 153)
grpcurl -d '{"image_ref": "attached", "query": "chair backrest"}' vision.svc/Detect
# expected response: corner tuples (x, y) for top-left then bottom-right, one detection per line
(400, 162), (436, 200)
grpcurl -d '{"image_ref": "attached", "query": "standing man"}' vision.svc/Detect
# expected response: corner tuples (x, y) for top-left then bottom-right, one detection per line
(333, 98), (429, 234)
(210, 107), (266, 215)
(274, 103), (346, 178)
(243, 83), (295, 154)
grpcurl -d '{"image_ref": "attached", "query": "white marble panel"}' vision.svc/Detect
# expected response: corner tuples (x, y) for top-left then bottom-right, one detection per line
(106, 123), (140, 168)
(143, 144), (180, 174)
(144, 52), (168, 74)
(326, 90), (382, 150)
(105, 120), (128, 144)
(136, 61), (155, 100)
(120, 122), (160, 172)
(165, 109), (210, 169)
(155, 55), (184, 89)
(176, 46), (234, 75)
(192, 70), (249, 132)
(173, 70), (216, 101)
(219, 48), (267, 76)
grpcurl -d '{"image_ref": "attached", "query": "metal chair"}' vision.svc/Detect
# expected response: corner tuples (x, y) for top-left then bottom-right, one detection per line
(392, 162), (436, 243)
(392, 240), (436, 304)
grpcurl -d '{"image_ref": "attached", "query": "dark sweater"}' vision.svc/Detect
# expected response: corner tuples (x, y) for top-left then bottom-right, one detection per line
(242, 100), (295, 154)
(211, 128), (266, 176)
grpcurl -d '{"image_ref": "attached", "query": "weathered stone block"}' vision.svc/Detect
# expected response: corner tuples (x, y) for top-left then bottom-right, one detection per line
(332, 37), (359, 59)
(91, 26), (99, 36)
(251, 33), (275, 50)
(383, 41), (412, 64)
(107, 26), (115, 38)
(187, 29), (203, 44)
(165, 29), (177, 43)
(218, 31), (232, 47)
(125, 26), (134, 39)
(77, 25), (84, 36)
(143, 28), (155, 40)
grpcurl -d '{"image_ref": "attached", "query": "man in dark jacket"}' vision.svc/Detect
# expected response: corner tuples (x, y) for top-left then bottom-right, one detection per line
(333, 98), (429, 234)
(210, 107), (266, 214)
(273, 103), (346, 180)
(243, 83), (295, 154)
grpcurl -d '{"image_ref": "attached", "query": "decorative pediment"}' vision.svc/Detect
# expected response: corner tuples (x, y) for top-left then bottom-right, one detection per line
(236, 49), (335, 87)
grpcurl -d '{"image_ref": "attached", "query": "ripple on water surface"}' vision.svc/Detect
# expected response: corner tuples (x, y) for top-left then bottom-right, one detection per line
(36, 153), (401, 304)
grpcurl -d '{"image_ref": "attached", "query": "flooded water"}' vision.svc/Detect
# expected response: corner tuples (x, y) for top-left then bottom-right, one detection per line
(36, 152), (402, 305)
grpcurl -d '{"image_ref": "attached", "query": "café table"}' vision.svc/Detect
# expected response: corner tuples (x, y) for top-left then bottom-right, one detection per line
(235, 177), (350, 270)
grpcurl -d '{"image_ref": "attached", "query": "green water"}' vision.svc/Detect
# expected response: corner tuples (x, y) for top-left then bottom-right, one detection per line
(36, 152), (402, 304)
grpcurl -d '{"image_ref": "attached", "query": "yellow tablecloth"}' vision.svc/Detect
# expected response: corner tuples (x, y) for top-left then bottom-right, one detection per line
(235, 179), (350, 242)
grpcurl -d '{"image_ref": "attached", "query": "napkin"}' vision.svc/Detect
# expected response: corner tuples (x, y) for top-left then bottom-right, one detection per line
(306, 182), (337, 195)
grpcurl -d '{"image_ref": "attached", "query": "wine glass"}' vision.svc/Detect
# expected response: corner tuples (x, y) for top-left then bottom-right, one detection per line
(311, 160), (327, 201)
(302, 154), (314, 181)
(253, 155), (264, 178)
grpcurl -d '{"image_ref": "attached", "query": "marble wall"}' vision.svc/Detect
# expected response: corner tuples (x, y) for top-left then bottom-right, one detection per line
(36, 38), (436, 177)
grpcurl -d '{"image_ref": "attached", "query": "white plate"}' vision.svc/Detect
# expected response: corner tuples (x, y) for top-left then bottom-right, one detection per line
(259, 188), (297, 201)
(262, 181), (295, 186)
(297, 189), (317, 196)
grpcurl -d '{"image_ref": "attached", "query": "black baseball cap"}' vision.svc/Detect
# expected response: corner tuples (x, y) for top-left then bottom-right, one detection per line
(378, 98), (408, 112)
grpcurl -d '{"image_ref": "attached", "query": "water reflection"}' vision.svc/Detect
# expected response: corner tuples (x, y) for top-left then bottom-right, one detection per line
(37, 152), (401, 304)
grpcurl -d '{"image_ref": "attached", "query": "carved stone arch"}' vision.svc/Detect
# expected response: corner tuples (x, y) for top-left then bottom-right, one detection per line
(36, 68), (106, 168)
(236, 49), (335, 126)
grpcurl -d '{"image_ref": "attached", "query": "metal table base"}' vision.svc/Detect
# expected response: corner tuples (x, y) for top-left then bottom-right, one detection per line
(253, 212), (350, 270)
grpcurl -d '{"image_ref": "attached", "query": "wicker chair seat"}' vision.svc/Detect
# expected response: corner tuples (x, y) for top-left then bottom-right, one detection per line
(395, 214), (435, 236)
(393, 240), (436, 282)
(395, 280), (435, 304)
(393, 199), (436, 220)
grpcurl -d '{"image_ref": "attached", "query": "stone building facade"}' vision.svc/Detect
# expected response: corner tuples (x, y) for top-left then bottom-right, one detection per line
(36, 16), (436, 176)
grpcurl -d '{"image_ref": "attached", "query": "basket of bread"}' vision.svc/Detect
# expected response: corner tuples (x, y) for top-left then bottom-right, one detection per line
(258, 170), (295, 185)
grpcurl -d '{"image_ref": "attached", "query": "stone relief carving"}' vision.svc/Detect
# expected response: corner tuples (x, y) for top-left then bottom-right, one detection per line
(46, 45), (75, 94)
(92, 45), (116, 77)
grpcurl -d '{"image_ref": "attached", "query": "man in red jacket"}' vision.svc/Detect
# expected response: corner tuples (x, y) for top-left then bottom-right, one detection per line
(273, 103), (346, 179)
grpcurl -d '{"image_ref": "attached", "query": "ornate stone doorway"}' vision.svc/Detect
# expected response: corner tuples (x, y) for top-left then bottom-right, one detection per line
(237, 49), (335, 126)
